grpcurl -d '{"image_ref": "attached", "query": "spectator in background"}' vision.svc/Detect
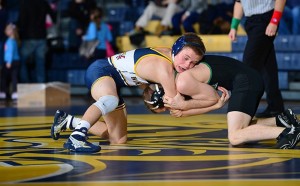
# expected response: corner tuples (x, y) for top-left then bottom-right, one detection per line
(0, 0), (8, 99)
(68, 0), (96, 51)
(199, 0), (233, 34)
(5, 0), (19, 23)
(130, 0), (182, 36)
(82, 7), (113, 66)
(0, 0), (8, 66)
(278, 0), (300, 35)
(171, 0), (207, 35)
(0, 23), (20, 100)
(228, 0), (286, 118)
(17, 0), (56, 83)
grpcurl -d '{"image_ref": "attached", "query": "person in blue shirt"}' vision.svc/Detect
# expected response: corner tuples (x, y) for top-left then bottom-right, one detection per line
(0, 23), (20, 100)
(81, 7), (113, 65)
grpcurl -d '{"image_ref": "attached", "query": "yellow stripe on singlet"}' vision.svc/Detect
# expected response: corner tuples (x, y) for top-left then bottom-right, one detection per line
(150, 48), (173, 64)
(134, 48), (173, 78)
(91, 78), (126, 110)
(115, 103), (126, 110)
(91, 76), (113, 93)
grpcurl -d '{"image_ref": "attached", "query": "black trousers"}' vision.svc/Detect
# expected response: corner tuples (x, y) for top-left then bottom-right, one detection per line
(243, 10), (284, 112)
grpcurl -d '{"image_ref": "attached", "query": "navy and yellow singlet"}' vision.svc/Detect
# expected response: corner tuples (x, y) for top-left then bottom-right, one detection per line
(85, 48), (172, 106)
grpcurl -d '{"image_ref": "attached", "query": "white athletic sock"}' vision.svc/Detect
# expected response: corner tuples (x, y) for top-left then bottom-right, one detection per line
(75, 120), (91, 130)
(65, 115), (81, 130)
(72, 120), (91, 136)
(72, 117), (81, 128)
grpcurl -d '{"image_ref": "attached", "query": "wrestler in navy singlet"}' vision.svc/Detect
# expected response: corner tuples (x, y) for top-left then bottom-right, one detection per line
(85, 48), (172, 106)
(200, 55), (264, 117)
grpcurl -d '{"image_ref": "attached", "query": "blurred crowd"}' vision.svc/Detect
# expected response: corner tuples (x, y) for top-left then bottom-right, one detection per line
(0, 0), (299, 100)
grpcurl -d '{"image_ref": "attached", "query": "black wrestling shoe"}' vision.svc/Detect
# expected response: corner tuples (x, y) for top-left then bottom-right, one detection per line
(51, 110), (69, 140)
(63, 127), (101, 153)
(256, 109), (282, 118)
(283, 109), (300, 127)
(275, 126), (300, 149)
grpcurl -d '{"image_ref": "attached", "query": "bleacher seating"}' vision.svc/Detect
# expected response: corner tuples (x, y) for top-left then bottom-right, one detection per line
(117, 35), (232, 52)
(277, 53), (300, 70)
(274, 35), (300, 52)
(105, 6), (128, 22)
(47, 69), (67, 82)
(45, 1), (300, 99)
(231, 36), (247, 52)
(278, 72), (289, 90)
(51, 52), (87, 69)
(67, 70), (86, 86)
(119, 21), (135, 36)
(47, 52), (88, 88)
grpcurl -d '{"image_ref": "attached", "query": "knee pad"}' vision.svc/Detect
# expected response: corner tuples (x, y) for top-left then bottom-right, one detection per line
(93, 95), (118, 116)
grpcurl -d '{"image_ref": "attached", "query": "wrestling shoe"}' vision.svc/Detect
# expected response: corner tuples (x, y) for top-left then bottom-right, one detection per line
(63, 127), (101, 153)
(276, 109), (300, 128)
(283, 109), (300, 127)
(51, 110), (69, 140)
(275, 126), (300, 149)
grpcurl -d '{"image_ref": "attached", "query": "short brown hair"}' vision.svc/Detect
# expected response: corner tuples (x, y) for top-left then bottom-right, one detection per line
(183, 32), (206, 56)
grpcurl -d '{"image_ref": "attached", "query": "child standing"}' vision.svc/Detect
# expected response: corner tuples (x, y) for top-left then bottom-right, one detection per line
(0, 23), (20, 100)
(81, 7), (113, 66)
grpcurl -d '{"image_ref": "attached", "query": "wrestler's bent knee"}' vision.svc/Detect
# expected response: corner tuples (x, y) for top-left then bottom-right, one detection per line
(228, 133), (243, 146)
(93, 95), (118, 115)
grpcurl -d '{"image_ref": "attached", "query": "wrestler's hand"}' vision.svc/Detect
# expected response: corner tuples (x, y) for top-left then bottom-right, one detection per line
(170, 109), (183, 117)
(163, 92), (185, 110)
(215, 86), (230, 109)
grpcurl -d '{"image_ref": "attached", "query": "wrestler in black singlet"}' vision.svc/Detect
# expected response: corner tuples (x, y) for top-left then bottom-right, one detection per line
(200, 55), (264, 117)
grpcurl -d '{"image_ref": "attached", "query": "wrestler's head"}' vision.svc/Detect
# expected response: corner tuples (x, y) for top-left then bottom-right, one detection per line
(172, 32), (206, 73)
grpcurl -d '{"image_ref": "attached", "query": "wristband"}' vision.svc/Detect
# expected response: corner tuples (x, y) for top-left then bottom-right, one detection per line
(230, 18), (240, 30)
(270, 10), (282, 25)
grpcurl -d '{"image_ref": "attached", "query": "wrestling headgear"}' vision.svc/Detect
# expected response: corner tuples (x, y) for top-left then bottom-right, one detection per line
(144, 84), (165, 110)
(171, 35), (205, 57)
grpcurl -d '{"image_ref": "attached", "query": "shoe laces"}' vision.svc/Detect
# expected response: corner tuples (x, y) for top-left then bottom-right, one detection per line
(288, 109), (300, 123)
(279, 114), (290, 124)
(292, 113), (300, 125)
(288, 126), (295, 135)
(58, 113), (67, 123)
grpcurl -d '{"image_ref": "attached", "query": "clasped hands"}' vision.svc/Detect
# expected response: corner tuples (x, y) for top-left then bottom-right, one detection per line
(163, 86), (230, 117)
